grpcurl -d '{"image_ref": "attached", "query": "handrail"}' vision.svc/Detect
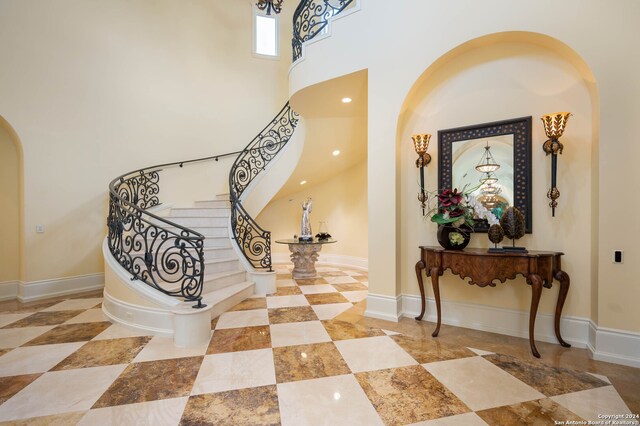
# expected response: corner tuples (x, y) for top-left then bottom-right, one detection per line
(229, 102), (299, 270)
(292, 0), (354, 62)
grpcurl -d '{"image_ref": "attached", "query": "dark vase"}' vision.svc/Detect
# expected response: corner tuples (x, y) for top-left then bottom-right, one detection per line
(437, 224), (471, 250)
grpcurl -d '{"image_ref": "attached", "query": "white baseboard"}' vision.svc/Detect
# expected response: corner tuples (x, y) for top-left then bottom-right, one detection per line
(272, 253), (368, 271)
(365, 293), (401, 322)
(0, 281), (19, 301)
(18, 273), (104, 303)
(588, 322), (640, 368)
(102, 289), (173, 337)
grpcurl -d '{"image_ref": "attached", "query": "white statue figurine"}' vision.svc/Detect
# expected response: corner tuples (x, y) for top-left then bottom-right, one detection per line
(300, 198), (313, 241)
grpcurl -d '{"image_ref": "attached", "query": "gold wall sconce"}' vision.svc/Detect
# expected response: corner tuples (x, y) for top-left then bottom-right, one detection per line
(412, 134), (431, 215)
(541, 112), (571, 216)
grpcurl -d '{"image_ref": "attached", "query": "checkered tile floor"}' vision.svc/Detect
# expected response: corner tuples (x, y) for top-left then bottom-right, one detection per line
(0, 265), (637, 425)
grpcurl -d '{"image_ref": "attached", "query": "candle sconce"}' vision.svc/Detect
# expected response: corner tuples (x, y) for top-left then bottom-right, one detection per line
(541, 112), (571, 217)
(412, 134), (432, 215)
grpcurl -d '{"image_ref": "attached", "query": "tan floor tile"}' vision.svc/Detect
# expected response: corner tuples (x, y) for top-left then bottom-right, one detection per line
(295, 278), (329, 285)
(322, 319), (385, 341)
(0, 349), (10, 357)
(391, 334), (476, 363)
(273, 342), (351, 383)
(268, 306), (318, 324)
(0, 300), (59, 315)
(484, 353), (610, 397)
(0, 411), (87, 426)
(332, 283), (369, 292)
(93, 356), (203, 408)
(51, 337), (152, 370)
(206, 325), (271, 354)
(78, 397), (187, 426)
(0, 373), (42, 404)
(413, 412), (488, 425)
(1, 311), (86, 329)
(22, 322), (112, 346)
(210, 316), (219, 330)
(276, 273), (291, 280)
(228, 297), (267, 312)
(319, 271), (347, 277)
(305, 293), (350, 305)
(355, 365), (470, 424)
(476, 397), (583, 425)
(273, 286), (302, 296)
(180, 385), (280, 426)
(133, 336), (209, 362)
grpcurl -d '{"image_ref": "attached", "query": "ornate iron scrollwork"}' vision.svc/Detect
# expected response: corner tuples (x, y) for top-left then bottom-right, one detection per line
(292, 0), (354, 61)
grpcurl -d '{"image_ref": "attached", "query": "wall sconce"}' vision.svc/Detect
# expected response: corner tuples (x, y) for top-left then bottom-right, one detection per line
(541, 112), (571, 217)
(412, 134), (431, 215)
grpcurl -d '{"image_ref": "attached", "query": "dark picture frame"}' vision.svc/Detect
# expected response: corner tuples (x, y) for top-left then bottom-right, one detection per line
(438, 116), (532, 233)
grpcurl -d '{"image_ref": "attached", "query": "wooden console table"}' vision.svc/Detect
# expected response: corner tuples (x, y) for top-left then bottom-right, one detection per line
(415, 246), (571, 358)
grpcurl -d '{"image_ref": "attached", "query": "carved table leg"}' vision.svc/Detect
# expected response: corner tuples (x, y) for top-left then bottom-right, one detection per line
(430, 267), (442, 338)
(527, 274), (543, 358)
(554, 270), (572, 348)
(414, 260), (426, 320)
(288, 243), (322, 279)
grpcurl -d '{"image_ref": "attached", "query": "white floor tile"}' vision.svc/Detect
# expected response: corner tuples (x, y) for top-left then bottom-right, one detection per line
(382, 329), (401, 336)
(316, 267), (340, 272)
(324, 276), (358, 284)
(270, 321), (331, 348)
(0, 365), (126, 421)
(552, 385), (636, 422)
(78, 397), (188, 426)
(65, 308), (109, 324)
(311, 303), (353, 320)
(340, 290), (368, 303)
(191, 348), (276, 395)
(266, 295), (309, 309)
(133, 335), (209, 362)
(334, 336), (418, 373)
(0, 313), (31, 328)
(299, 285), (338, 295)
(587, 372), (611, 384)
(410, 412), (489, 426)
(423, 356), (544, 411)
(278, 374), (383, 426)
(215, 309), (269, 329)
(92, 323), (154, 340)
(0, 326), (55, 349)
(0, 342), (85, 376)
(276, 279), (296, 287)
(41, 298), (103, 311)
(467, 347), (494, 356)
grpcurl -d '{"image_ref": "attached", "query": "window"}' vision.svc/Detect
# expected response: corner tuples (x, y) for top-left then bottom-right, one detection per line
(254, 10), (278, 58)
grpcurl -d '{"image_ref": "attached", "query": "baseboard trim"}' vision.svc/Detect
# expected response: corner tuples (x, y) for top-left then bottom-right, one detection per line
(588, 321), (640, 368)
(365, 293), (401, 322)
(17, 273), (104, 303)
(272, 253), (368, 271)
(0, 281), (19, 301)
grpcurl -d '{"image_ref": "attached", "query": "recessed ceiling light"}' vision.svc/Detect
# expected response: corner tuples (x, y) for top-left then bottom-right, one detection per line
(332, 150), (340, 156)
(341, 97), (352, 103)
(300, 180), (307, 185)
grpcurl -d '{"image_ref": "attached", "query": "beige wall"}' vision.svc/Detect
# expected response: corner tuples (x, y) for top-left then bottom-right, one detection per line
(258, 160), (368, 259)
(0, 0), (292, 282)
(0, 123), (21, 282)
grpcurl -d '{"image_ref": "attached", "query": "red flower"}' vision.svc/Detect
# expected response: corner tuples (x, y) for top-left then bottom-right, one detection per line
(438, 189), (463, 207)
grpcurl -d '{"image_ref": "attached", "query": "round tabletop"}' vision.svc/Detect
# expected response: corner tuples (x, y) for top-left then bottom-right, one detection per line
(275, 238), (337, 245)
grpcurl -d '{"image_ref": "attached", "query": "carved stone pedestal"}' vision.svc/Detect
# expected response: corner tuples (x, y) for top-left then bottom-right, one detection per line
(275, 239), (337, 280)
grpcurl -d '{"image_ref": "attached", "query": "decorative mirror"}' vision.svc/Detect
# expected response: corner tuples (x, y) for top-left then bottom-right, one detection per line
(438, 117), (532, 233)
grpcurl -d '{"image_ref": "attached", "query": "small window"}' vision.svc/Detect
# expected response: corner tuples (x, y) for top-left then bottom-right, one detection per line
(254, 11), (278, 58)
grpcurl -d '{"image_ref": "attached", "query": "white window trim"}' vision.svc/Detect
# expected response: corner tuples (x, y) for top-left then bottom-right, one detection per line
(252, 5), (280, 60)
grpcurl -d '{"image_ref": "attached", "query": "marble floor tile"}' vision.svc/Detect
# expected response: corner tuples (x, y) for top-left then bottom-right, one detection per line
(206, 325), (271, 354)
(134, 336), (209, 362)
(0, 373), (42, 404)
(276, 278), (296, 287)
(1, 310), (86, 328)
(180, 385), (280, 426)
(228, 297), (267, 312)
(294, 278), (329, 286)
(305, 293), (350, 305)
(191, 348), (276, 394)
(0, 326), (54, 349)
(356, 365), (470, 424)
(551, 385), (636, 422)
(278, 374), (383, 426)
(391, 334), (476, 363)
(93, 356), (203, 408)
(317, 268), (343, 274)
(0, 349), (11, 357)
(322, 319), (385, 341)
(423, 356), (545, 411)
(410, 412), (488, 426)
(382, 329), (400, 336)
(340, 290), (369, 303)
(51, 336), (152, 370)
(270, 321), (332, 348)
(268, 306), (318, 324)
(588, 372), (611, 384)
(323, 276), (358, 284)
(311, 302), (353, 320)
(92, 323), (154, 340)
(0, 365), (126, 421)
(468, 347), (494, 356)
(210, 316), (219, 330)
(272, 342), (351, 383)
(22, 322), (112, 346)
(331, 283), (369, 292)
(42, 298), (102, 312)
(266, 294), (309, 309)
(475, 397), (583, 425)
(0, 313), (31, 328)
(334, 336), (418, 373)
(483, 353), (609, 396)
(1, 411), (87, 426)
(299, 284), (338, 295)
(64, 308), (108, 324)
(0, 342), (85, 376)
(353, 276), (369, 284)
(78, 397), (188, 426)
(215, 309), (269, 330)
(273, 286), (303, 296)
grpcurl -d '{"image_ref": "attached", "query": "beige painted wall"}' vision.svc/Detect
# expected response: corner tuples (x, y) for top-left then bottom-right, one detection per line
(0, 0), (292, 282)
(258, 160), (368, 259)
(0, 124), (21, 282)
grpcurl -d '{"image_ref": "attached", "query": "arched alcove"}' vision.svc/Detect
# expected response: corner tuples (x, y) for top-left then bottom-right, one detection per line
(0, 115), (24, 289)
(396, 32), (599, 323)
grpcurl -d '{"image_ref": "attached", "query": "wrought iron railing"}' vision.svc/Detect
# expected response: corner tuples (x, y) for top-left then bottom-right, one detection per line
(229, 102), (299, 270)
(292, 0), (354, 62)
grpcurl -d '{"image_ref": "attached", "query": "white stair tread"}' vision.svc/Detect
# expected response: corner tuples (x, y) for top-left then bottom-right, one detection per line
(203, 269), (246, 281)
(204, 257), (239, 265)
(201, 281), (254, 305)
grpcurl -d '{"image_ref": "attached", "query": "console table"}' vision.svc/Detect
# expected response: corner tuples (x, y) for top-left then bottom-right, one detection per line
(415, 246), (571, 358)
(275, 239), (336, 279)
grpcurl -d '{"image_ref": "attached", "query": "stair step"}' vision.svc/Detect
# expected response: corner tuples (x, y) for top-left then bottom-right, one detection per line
(194, 200), (229, 208)
(169, 208), (230, 218)
(155, 217), (228, 228)
(202, 237), (232, 248)
(215, 194), (230, 201)
(163, 226), (228, 237)
(203, 281), (255, 319)
(204, 258), (240, 274)
(203, 270), (247, 293)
